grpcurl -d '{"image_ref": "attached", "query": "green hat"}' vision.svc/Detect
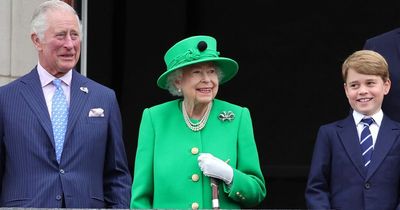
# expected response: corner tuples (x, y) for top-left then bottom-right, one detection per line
(157, 35), (239, 89)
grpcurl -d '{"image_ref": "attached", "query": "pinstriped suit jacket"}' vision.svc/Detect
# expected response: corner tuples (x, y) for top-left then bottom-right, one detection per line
(0, 68), (131, 208)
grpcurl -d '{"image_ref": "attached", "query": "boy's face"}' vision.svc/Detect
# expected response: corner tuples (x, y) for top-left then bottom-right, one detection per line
(344, 68), (391, 116)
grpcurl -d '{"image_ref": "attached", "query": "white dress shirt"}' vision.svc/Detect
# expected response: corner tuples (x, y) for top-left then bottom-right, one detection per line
(353, 109), (383, 147)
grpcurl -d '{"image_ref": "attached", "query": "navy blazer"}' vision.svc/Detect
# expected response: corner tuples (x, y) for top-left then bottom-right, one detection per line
(364, 28), (400, 122)
(305, 114), (400, 210)
(0, 68), (132, 208)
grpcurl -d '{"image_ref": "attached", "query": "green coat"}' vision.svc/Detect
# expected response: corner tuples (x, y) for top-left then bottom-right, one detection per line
(130, 99), (266, 209)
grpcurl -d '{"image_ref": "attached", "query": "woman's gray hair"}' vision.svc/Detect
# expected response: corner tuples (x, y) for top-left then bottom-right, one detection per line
(165, 65), (224, 96)
(31, 0), (82, 41)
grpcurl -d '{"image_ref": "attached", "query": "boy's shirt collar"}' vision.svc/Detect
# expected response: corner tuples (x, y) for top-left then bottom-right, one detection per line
(352, 109), (383, 127)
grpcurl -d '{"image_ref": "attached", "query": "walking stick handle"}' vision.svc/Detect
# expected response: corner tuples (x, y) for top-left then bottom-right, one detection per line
(209, 158), (230, 209)
(211, 177), (219, 209)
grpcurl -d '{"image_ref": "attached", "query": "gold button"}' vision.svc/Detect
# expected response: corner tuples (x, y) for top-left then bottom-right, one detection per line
(192, 174), (199, 182)
(192, 202), (199, 210)
(191, 147), (199, 154)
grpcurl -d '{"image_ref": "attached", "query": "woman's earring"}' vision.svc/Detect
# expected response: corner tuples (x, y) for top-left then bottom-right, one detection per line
(178, 88), (181, 93)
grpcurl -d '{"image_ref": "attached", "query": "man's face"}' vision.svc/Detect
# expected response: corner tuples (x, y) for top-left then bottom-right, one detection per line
(32, 9), (81, 77)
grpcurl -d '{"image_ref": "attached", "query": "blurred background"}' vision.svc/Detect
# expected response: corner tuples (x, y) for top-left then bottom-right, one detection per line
(2, 0), (400, 208)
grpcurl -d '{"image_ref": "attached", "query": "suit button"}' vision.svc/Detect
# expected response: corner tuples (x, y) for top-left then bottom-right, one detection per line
(192, 174), (199, 182)
(59, 169), (65, 174)
(56, 195), (62, 200)
(191, 202), (199, 210)
(191, 147), (199, 155)
(365, 182), (371, 189)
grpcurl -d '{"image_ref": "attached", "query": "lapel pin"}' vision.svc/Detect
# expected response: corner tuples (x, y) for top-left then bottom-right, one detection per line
(80, 87), (89, 93)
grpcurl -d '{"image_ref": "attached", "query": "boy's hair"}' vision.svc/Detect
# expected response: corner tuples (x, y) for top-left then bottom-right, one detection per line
(342, 50), (389, 82)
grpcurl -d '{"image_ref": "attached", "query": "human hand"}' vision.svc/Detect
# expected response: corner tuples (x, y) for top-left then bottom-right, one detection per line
(198, 153), (233, 184)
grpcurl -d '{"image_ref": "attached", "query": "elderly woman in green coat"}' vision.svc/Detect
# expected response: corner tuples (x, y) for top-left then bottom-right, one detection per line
(130, 35), (266, 209)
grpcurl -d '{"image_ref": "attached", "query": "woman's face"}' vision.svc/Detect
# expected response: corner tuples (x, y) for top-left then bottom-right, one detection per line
(177, 62), (219, 106)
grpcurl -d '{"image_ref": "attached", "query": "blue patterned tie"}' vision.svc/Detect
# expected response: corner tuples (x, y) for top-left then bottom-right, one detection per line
(360, 118), (374, 167)
(51, 79), (68, 163)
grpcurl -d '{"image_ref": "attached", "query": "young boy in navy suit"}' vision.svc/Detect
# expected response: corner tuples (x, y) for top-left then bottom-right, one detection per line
(305, 50), (400, 210)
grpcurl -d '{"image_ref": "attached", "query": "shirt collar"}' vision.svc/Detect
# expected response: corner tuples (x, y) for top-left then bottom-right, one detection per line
(353, 109), (384, 127)
(37, 62), (72, 87)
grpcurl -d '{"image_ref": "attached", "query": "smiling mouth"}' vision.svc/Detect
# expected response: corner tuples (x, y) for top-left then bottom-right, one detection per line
(357, 98), (372, 102)
(197, 88), (212, 93)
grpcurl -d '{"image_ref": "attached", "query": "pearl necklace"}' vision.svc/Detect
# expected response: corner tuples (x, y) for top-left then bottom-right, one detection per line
(182, 101), (212, 132)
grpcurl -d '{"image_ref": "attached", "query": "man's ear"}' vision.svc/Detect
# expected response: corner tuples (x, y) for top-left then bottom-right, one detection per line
(31, 33), (42, 51)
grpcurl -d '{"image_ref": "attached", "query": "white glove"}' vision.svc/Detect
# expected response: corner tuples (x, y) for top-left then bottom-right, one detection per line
(198, 153), (233, 184)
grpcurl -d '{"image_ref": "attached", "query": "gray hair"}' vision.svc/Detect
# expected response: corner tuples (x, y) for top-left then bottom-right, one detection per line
(31, 0), (82, 41)
(166, 65), (224, 96)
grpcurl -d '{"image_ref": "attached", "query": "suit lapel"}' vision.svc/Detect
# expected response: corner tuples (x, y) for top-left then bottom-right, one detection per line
(366, 116), (400, 179)
(338, 115), (367, 178)
(64, 71), (89, 140)
(19, 69), (54, 146)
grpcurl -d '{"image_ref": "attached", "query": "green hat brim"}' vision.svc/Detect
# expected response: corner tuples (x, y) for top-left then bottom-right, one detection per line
(157, 57), (238, 89)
